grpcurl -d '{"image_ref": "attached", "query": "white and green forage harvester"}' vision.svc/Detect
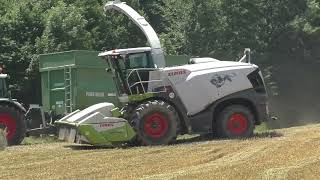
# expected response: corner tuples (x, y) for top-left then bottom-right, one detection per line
(56, 0), (273, 146)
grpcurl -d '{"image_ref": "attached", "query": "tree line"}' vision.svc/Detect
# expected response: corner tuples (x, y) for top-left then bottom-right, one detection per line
(0, 0), (319, 105)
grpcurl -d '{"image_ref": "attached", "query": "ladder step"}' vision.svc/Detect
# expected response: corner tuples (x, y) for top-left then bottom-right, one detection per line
(64, 65), (73, 113)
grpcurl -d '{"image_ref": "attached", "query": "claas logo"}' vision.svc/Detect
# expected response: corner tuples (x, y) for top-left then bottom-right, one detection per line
(168, 70), (187, 77)
(100, 123), (114, 128)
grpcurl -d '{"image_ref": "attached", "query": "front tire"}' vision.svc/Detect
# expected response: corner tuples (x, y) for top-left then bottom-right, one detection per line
(216, 105), (254, 138)
(131, 100), (178, 146)
(0, 105), (26, 145)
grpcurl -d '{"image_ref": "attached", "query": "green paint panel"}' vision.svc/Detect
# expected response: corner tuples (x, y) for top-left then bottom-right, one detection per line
(39, 50), (190, 116)
(128, 93), (154, 102)
(39, 50), (118, 115)
(78, 123), (136, 146)
(111, 108), (121, 117)
(78, 125), (112, 146)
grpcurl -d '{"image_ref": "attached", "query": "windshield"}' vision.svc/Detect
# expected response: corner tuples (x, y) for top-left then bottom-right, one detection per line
(106, 52), (155, 95)
(126, 53), (154, 69)
(116, 52), (154, 71)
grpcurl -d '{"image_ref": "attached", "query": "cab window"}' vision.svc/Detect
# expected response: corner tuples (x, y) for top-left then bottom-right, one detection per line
(127, 53), (154, 69)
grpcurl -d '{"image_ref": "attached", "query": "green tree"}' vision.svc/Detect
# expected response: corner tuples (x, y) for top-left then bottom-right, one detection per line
(35, 2), (92, 53)
(0, 0), (47, 103)
(290, 0), (320, 59)
(159, 0), (193, 55)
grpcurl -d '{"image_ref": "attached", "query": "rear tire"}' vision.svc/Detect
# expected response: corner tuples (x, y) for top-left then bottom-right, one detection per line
(0, 105), (26, 145)
(131, 100), (178, 146)
(216, 105), (254, 138)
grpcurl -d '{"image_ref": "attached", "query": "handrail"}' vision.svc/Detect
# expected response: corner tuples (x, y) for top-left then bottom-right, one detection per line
(126, 68), (166, 95)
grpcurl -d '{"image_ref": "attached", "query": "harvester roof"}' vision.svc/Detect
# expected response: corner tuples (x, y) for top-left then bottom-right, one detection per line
(98, 47), (151, 57)
(0, 74), (8, 79)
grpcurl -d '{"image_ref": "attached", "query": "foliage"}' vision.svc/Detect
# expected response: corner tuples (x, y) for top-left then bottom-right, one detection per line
(0, 0), (318, 105)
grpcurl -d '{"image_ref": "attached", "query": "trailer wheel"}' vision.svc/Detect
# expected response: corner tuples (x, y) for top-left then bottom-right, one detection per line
(131, 100), (178, 146)
(216, 105), (254, 138)
(0, 105), (26, 145)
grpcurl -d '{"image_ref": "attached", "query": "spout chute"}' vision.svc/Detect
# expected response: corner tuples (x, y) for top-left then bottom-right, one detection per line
(104, 1), (166, 68)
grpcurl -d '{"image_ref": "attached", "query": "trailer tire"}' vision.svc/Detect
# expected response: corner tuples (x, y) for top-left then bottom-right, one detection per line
(216, 105), (254, 138)
(131, 100), (178, 146)
(0, 105), (26, 145)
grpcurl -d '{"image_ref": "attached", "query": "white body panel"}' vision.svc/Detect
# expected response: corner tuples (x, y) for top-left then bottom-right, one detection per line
(161, 61), (256, 115)
(57, 102), (128, 142)
(0, 74), (8, 79)
(57, 102), (114, 124)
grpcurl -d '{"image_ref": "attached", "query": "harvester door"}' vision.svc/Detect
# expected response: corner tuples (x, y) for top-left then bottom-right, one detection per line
(125, 52), (155, 94)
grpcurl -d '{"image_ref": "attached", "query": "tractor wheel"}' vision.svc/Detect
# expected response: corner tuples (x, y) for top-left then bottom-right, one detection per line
(0, 105), (26, 145)
(131, 100), (179, 146)
(216, 105), (254, 138)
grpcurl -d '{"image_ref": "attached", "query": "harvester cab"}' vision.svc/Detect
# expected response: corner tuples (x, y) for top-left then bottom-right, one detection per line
(56, 0), (271, 147)
(99, 47), (163, 101)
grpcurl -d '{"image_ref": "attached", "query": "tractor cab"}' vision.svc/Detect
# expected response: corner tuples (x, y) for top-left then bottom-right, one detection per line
(99, 47), (162, 100)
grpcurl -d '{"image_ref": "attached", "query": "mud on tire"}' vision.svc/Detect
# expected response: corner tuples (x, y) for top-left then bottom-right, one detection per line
(0, 105), (26, 145)
(130, 100), (179, 146)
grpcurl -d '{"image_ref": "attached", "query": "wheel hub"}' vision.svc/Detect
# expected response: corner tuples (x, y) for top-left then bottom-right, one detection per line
(227, 113), (248, 135)
(144, 113), (168, 138)
(0, 113), (17, 140)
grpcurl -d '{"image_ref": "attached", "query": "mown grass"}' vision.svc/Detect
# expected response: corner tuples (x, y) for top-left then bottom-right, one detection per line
(2, 124), (320, 179)
(254, 122), (269, 133)
(21, 136), (58, 145)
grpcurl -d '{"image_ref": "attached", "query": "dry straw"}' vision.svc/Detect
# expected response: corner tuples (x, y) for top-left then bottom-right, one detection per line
(0, 129), (7, 151)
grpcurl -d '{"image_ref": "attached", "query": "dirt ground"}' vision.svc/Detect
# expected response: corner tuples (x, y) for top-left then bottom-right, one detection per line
(1, 124), (320, 180)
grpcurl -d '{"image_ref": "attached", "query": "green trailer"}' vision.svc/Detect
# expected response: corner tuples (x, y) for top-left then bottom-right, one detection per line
(39, 50), (190, 118)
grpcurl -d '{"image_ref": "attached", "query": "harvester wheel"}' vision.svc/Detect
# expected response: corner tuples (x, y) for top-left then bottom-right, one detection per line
(131, 100), (178, 146)
(216, 105), (254, 138)
(0, 105), (26, 145)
